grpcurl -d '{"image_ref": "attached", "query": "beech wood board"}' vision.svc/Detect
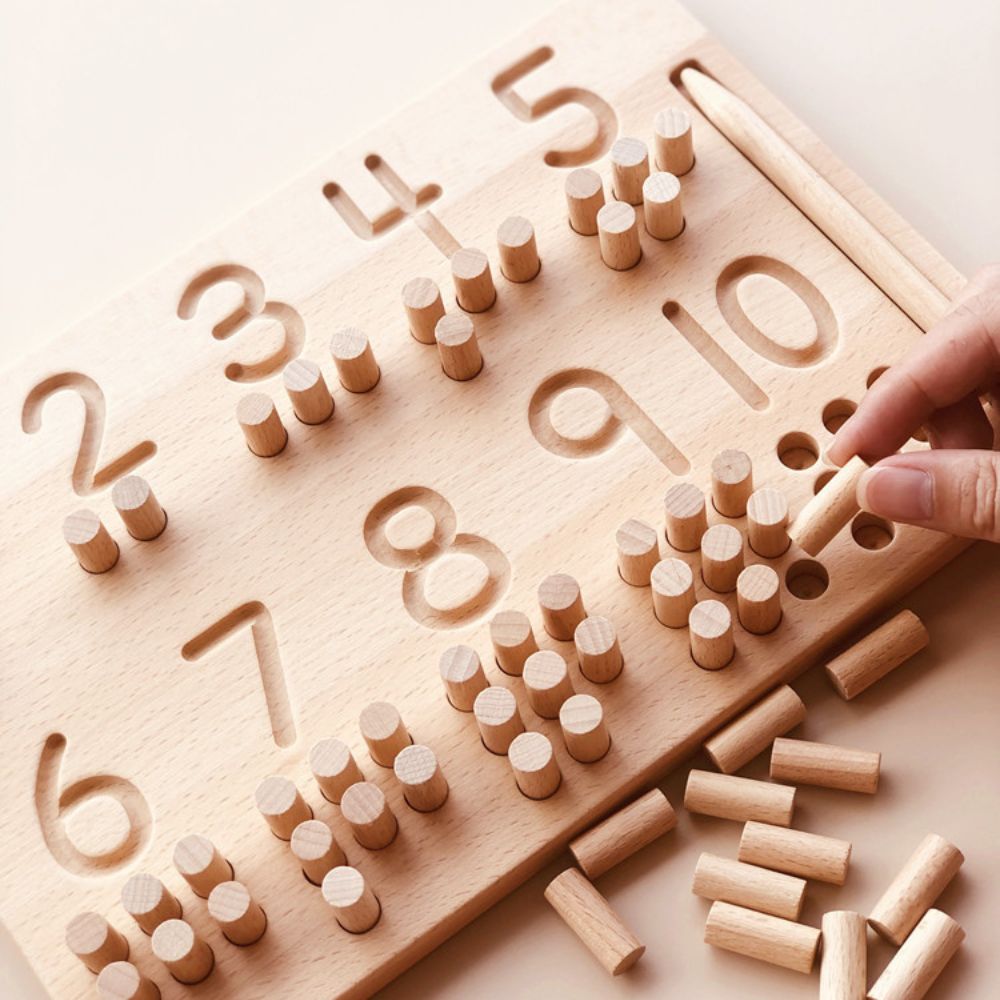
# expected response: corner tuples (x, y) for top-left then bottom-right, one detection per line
(0, 1), (970, 996)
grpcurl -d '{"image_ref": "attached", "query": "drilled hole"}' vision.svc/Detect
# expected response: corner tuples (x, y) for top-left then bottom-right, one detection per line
(851, 512), (895, 550)
(814, 469), (836, 494)
(822, 398), (856, 433)
(777, 432), (819, 470)
(786, 559), (829, 600)
(867, 366), (888, 388)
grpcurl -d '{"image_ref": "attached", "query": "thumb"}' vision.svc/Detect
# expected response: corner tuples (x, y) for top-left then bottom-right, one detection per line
(857, 450), (1000, 542)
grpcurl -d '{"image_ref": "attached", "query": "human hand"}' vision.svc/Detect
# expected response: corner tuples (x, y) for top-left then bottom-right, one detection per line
(827, 264), (1000, 542)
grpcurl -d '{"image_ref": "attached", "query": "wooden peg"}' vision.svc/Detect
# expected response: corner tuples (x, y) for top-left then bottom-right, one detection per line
(309, 737), (364, 803)
(704, 901), (819, 974)
(868, 833), (964, 945)
(868, 908), (964, 1000)
(569, 789), (676, 879)
(615, 518), (660, 586)
(820, 910), (867, 1000)
(207, 881), (266, 946)
(538, 573), (586, 640)
(610, 136), (650, 205)
(650, 557), (696, 628)
(544, 868), (645, 976)
(653, 107), (695, 175)
(693, 852), (806, 920)
(704, 685), (805, 773)
(96, 961), (159, 1000)
(746, 487), (790, 557)
(236, 392), (287, 457)
(402, 276), (446, 344)
(473, 685), (525, 754)
(642, 172), (684, 240)
(439, 644), (488, 711)
(282, 358), (334, 424)
(739, 821), (851, 885)
(684, 770), (796, 826)
(770, 737), (881, 794)
(394, 743), (449, 812)
(523, 649), (575, 718)
(359, 701), (411, 767)
(559, 693), (610, 763)
(172, 834), (233, 898)
(497, 215), (540, 282)
(573, 615), (623, 683)
(340, 781), (398, 850)
(66, 912), (130, 973)
(789, 455), (867, 555)
(330, 327), (380, 393)
(508, 731), (561, 799)
(565, 167), (605, 235)
(112, 476), (167, 540)
(322, 866), (381, 933)
(434, 313), (483, 381)
(254, 775), (312, 840)
(689, 599), (734, 670)
(121, 873), (182, 935)
(63, 509), (119, 573)
(291, 818), (346, 886)
(450, 247), (496, 312)
(700, 523), (744, 592)
(737, 564), (782, 634)
(490, 609), (539, 676)
(825, 609), (928, 700)
(711, 449), (753, 516)
(596, 201), (641, 270)
(663, 482), (708, 551)
(151, 919), (213, 984)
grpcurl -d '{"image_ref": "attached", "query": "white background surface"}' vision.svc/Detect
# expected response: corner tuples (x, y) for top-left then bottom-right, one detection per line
(2, 2), (998, 997)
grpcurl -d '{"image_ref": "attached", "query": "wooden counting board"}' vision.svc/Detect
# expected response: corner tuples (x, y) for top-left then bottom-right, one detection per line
(0, 1), (972, 996)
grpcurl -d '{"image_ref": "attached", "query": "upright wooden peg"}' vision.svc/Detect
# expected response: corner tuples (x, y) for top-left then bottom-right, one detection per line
(96, 962), (159, 1000)
(642, 172), (684, 240)
(820, 910), (867, 1000)
(565, 167), (605, 235)
(789, 455), (867, 555)
(559, 693), (610, 763)
(653, 107), (695, 175)
(172, 834), (233, 898)
(523, 649), (575, 718)
(738, 821), (851, 885)
(574, 615), (623, 683)
(282, 358), (334, 424)
(402, 276), (446, 344)
(746, 487), (790, 557)
(66, 912), (129, 973)
(489, 609), (538, 676)
(711, 449), (753, 516)
(650, 557), (696, 628)
(439, 644), (488, 711)
(770, 737), (880, 794)
(322, 866), (381, 933)
(689, 600), (734, 670)
(596, 201), (641, 270)
(737, 563), (782, 634)
(704, 901), (819, 974)
(359, 701), (411, 767)
(121, 873), (182, 935)
(434, 313), (483, 381)
(615, 518), (659, 586)
(394, 743), (449, 812)
(63, 509), (119, 573)
(207, 881), (267, 945)
(684, 770), (796, 826)
(291, 818), (346, 886)
(497, 216), (540, 281)
(340, 781), (398, 850)
(473, 685), (525, 754)
(664, 482), (708, 550)
(700, 523), (744, 592)
(704, 685), (805, 773)
(538, 573), (586, 640)
(236, 393), (287, 457)
(330, 327), (380, 393)
(151, 919), (214, 984)
(868, 908), (964, 1000)
(610, 137), (650, 205)
(309, 737), (364, 803)
(508, 731), (561, 799)
(254, 775), (312, 840)
(112, 476), (167, 540)
(451, 247), (496, 312)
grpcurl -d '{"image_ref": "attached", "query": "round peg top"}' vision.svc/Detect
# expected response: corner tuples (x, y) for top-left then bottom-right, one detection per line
(653, 106), (694, 175)
(309, 737), (363, 803)
(610, 136), (650, 205)
(523, 649), (575, 718)
(150, 918), (213, 984)
(63, 509), (119, 573)
(172, 834), (232, 897)
(559, 692), (610, 763)
(650, 556), (696, 628)
(565, 167), (605, 235)
(236, 392), (287, 457)
(497, 215), (540, 282)
(339, 781), (398, 849)
(596, 200), (641, 271)
(330, 327), (380, 393)
(207, 879), (266, 945)
(642, 172), (684, 241)
(537, 572), (586, 640)
(254, 774), (311, 839)
(616, 518), (659, 586)
(96, 962), (157, 1000)
(402, 276), (446, 344)
(322, 865), (381, 933)
(393, 743), (449, 811)
(664, 482), (708, 550)
(282, 358), (334, 424)
(111, 475), (167, 540)
(439, 644), (487, 711)
(508, 731), (561, 800)
(359, 700), (411, 766)
(434, 312), (483, 381)
(121, 873), (181, 934)
(291, 818), (345, 885)
(574, 615), (623, 683)
(490, 609), (538, 676)
(746, 487), (790, 557)
(689, 599), (734, 670)
(737, 563), (782, 635)
(451, 247), (496, 312)
(66, 911), (129, 973)
(711, 449), (754, 517)
(700, 522), (745, 593)
(473, 684), (524, 754)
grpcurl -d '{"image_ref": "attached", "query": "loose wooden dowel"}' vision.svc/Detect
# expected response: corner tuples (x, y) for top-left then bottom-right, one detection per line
(738, 821), (851, 885)
(653, 107), (695, 175)
(359, 701), (411, 767)
(684, 770), (796, 826)
(451, 247), (496, 312)
(394, 743), (449, 812)
(121, 873), (182, 935)
(340, 781), (398, 850)
(825, 609), (929, 700)
(172, 834), (233, 897)
(565, 167), (605, 235)
(473, 685), (524, 754)
(207, 880), (267, 945)
(569, 788), (676, 879)
(692, 852), (806, 920)
(508, 731), (561, 799)
(434, 313), (483, 381)
(309, 737), (364, 803)
(236, 392), (287, 457)
(489, 609), (538, 676)
(642, 172), (684, 240)
(538, 573), (586, 640)
(559, 693), (610, 763)
(402, 276), (446, 344)
(66, 912), (130, 973)
(610, 137), (650, 205)
(868, 908), (964, 1000)
(330, 327), (380, 393)
(711, 449), (753, 517)
(497, 215), (540, 281)
(746, 487), (790, 557)
(597, 201), (641, 270)
(63, 509), (119, 573)
(689, 599), (734, 670)
(254, 775), (312, 840)
(700, 523), (744, 592)
(704, 900), (820, 974)
(868, 833), (964, 945)
(96, 961), (159, 1000)
(737, 563), (782, 634)
(650, 557), (696, 628)
(523, 649), (575, 718)
(322, 866), (381, 933)
(820, 910), (867, 1000)
(574, 615), (623, 683)
(615, 518), (660, 586)
(291, 818), (346, 886)
(544, 868), (645, 975)
(789, 455), (868, 555)
(770, 737), (881, 794)
(704, 685), (805, 773)
(150, 919), (214, 984)
(439, 644), (488, 711)
(282, 358), (334, 424)
(663, 482), (708, 551)
(112, 476), (167, 540)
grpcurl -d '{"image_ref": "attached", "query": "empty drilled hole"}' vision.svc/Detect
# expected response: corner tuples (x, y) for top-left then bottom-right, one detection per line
(785, 559), (829, 600)
(851, 512), (895, 550)
(777, 432), (819, 470)
(822, 399), (856, 433)
(867, 366), (888, 388)
(814, 469), (836, 494)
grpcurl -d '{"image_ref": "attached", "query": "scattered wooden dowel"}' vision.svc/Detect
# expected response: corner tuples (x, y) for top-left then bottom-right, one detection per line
(868, 908), (964, 1000)
(434, 313), (483, 381)
(63, 509), (119, 573)
(322, 866), (381, 933)
(738, 821), (851, 885)
(96, 961), (159, 1000)
(121, 873), (182, 935)
(642, 172), (684, 240)
(565, 167), (605, 235)
(689, 599), (734, 670)
(700, 523), (744, 593)
(704, 684), (805, 773)
(573, 615), (623, 683)
(523, 649), (576, 718)
(309, 737), (364, 803)
(825, 609), (929, 700)
(868, 833), (964, 945)
(402, 276), (446, 344)
(596, 201), (641, 270)
(394, 743), (449, 812)
(291, 818), (346, 886)
(653, 107), (694, 175)
(684, 770), (796, 826)
(710, 449), (753, 517)
(172, 834), (233, 897)
(615, 518), (660, 586)
(736, 564), (782, 634)
(788, 455), (868, 555)
(820, 910), (867, 1000)
(66, 912), (129, 973)
(282, 358), (334, 424)
(544, 868), (645, 975)
(439, 644), (488, 711)
(340, 781), (398, 850)
(704, 900), (820, 974)
(489, 609), (538, 676)
(570, 788), (676, 879)
(663, 482), (708, 551)
(559, 693), (610, 763)
(330, 327), (381, 393)
(451, 247), (496, 312)
(151, 918), (214, 984)
(692, 852), (806, 920)
(237, 392), (287, 457)
(207, 880), (267, 946)
(509, 731), (561, 799)
(770, 737), (880, 794)
(651, 557), (696, 627)
(112, 476), (167, 540)
(359, 701), (411, 767)
(473, 685), (525, 754)
(610, 136), (650, 205)
(497, 216), (540, 282)
(746, 487), (790, 557)
(538, 573), (587, 640)
(254, 775), (312, 840)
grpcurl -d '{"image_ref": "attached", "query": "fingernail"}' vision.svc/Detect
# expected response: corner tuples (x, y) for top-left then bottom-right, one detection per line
(857, 466), (933, 521)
